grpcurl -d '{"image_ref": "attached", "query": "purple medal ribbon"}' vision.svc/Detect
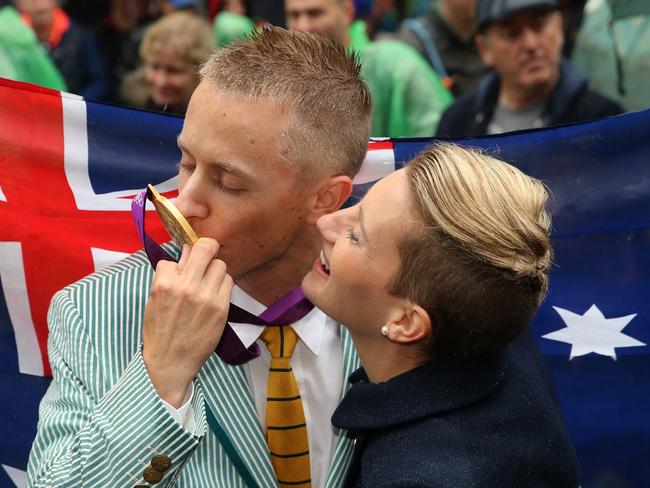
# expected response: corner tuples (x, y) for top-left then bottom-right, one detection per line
(131, 188), (314, 365)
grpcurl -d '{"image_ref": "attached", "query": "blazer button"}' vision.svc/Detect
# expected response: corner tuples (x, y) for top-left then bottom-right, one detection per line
(151, 454), (172, 472)
(143, 466), (164, 484)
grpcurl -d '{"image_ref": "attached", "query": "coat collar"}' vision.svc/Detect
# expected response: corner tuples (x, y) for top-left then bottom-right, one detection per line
(332, 351), (509, 431)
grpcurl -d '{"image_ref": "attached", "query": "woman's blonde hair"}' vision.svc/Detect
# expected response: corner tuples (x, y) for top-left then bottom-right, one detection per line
(390, 143), (552, 358)
(140, 12), (215, 67)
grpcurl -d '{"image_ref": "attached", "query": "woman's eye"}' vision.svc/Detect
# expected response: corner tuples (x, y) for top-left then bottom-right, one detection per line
(346, 226), (360, 243)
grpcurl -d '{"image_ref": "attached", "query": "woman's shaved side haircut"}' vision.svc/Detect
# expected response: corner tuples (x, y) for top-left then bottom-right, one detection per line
(390, 143), (553, 359)
(199, 27), (372, 179)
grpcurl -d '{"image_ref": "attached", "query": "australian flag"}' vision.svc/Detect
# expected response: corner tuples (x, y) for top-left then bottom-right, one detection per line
(0, 77), (648, 487)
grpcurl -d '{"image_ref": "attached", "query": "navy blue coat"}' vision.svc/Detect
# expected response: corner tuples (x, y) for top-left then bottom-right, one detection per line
(332, 332), (580, 488)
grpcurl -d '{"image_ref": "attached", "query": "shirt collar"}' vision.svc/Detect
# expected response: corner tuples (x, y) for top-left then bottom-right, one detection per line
(229, 286), (327, 356)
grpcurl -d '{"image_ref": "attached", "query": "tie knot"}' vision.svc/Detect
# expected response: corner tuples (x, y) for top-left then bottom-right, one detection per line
(261, 325), (299, 359)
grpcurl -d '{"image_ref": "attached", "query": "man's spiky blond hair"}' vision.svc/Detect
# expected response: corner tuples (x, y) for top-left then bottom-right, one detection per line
(200, 27), (372, 179)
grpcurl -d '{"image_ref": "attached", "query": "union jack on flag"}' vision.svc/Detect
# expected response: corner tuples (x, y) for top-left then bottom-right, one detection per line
(1, 77), (649, 487)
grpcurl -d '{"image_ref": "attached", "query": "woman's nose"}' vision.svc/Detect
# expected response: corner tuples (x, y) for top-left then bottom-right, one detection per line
(316, 209), (346, 244)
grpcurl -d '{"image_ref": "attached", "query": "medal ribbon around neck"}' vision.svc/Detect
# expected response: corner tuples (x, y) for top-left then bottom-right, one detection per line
(131, 186), (314, 365)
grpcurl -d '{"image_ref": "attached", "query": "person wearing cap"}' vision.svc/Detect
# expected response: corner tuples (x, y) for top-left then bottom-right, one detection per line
(436, 0), (623, 137)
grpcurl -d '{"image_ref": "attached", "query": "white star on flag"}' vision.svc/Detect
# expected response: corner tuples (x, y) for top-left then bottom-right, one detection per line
(2, 464), (26, 487)
(543, 304), (646, 360)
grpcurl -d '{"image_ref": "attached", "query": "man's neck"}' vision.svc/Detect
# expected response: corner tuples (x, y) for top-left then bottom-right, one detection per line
(236, 237), (319, 307)
(499, 78), (557, 110)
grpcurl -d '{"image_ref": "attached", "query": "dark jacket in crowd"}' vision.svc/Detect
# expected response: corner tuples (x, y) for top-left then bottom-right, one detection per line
(47, 20), (111, 100)
(436, 59), (623, 137)
(398, 7), (488, 97)
(332, 331), (580, 488)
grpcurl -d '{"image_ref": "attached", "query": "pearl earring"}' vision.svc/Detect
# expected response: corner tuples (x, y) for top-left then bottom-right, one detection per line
(380, 325), (389, 337)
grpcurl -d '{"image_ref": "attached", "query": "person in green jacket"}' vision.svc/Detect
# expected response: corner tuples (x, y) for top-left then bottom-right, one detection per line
(213, 10), (256, 48)
(0, 5), (66, 90)
(572, 0), (650, 111)
(286, 0), (453, 137)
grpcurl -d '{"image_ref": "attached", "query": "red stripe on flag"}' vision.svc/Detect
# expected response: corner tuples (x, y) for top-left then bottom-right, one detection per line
(368, 140), (394, 151)
(0, 77), (62, 97)
(0, 79), (170, 376)
(0, 79), (67, 375)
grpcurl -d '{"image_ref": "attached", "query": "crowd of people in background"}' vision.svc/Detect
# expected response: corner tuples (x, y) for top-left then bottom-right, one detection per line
(1, 0), (648, 137)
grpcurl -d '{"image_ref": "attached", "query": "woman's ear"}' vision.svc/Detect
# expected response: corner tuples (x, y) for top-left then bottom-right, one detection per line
(386, 304), (432, 345)
(306, 175), (353, 224)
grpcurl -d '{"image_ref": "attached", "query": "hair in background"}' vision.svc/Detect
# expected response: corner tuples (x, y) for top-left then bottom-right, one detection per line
(140, 11), (214, 67)
(121, 12), (214, 110)
(390, 142), (553, 358)
(200, 27), (372, 179)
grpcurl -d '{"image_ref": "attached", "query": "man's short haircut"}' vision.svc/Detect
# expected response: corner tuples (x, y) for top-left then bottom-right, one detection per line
(200, 27), (372, 179)
(390, 143), (552, 358)
(140, 12), (215, 67)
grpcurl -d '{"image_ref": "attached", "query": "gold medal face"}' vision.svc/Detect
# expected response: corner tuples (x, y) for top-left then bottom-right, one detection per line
(147, 184), (198, 247)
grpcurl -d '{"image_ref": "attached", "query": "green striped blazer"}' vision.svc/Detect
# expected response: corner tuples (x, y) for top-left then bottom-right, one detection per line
(27, 249), (359, 487)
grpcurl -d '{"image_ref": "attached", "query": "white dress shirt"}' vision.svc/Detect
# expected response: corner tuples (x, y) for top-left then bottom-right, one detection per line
(161, 286), (344, 488)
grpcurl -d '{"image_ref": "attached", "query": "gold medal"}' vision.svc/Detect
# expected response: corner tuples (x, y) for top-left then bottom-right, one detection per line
(147, 184), (198, 247)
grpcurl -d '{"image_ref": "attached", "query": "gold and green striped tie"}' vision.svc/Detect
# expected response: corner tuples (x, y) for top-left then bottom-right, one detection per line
(261, 325), (311, 487)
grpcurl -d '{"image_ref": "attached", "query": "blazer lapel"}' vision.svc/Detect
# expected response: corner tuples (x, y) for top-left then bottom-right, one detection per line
(198, 353), (277, 488)
(324, 326), (360, 488)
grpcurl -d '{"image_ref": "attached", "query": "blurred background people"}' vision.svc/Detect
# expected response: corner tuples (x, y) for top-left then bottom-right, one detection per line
(357, 0), (431, 38)
(117, 0), (205, 84)
(398, 0), (488, 97)
(437, 0), (622, 137)
(572, 0), (650, 112)
(15, 0), (111, 100)
(0, 4), (66, 89)
(213, 0), (256, 48)
(120, 11), (214, 114)
(286, 0), (453, 137)
(159, 0), (203, 15)
(2, 0), (635, 130)
(248, 0), (285, 26)
(558, 0), (587, 57)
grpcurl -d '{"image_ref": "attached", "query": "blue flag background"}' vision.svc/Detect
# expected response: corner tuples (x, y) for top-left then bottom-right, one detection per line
(391, 115), (650, 486)
(0, 79), (648, 486)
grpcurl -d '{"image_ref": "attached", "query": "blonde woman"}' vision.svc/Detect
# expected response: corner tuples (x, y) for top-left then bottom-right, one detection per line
(302, 143), (580, 488)
(121, 12), (214, 114)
